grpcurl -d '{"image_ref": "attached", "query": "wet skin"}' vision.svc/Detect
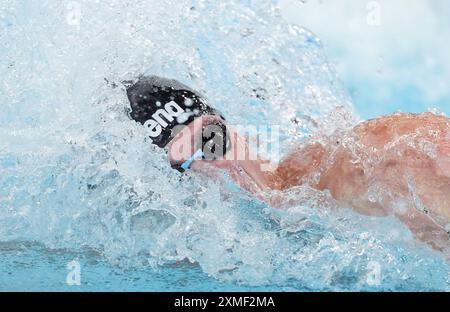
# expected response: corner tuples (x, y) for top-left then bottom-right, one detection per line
(168, 113), (450, 253)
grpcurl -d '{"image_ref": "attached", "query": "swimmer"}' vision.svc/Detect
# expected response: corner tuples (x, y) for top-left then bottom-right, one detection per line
(127, 76), (450, 253)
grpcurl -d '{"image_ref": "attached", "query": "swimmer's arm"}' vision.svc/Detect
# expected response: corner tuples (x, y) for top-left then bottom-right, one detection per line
(215, 136), (330, 198)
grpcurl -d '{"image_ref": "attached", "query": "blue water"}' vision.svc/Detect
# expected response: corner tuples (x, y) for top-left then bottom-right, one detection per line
(1, 0), (450, 291)
(279, 0), (450, 119)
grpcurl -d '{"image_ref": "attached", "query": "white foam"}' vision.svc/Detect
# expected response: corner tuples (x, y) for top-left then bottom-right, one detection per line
(0, 0), (448, 290)
(279, 0), (450, 116)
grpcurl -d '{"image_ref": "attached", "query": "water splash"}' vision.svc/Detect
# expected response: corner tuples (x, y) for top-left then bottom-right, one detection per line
(1, 0), (449, 290)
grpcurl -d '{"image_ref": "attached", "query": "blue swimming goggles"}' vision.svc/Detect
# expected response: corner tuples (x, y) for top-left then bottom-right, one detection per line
(175, 121), (230, 173)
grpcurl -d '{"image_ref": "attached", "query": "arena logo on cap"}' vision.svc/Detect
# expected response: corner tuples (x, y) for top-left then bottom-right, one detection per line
(144, 101), (185, 138)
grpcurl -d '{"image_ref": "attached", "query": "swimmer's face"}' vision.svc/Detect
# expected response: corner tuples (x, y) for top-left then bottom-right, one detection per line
(167, 115), (228, 171)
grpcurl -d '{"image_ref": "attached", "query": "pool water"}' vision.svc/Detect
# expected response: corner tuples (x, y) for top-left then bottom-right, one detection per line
(1, 0), (450, 291)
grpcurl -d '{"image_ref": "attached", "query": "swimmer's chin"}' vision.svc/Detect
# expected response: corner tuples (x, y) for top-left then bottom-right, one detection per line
(189, 160), (226, 177)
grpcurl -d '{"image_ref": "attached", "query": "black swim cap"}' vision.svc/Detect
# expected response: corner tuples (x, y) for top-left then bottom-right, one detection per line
(127, 75), (224, 148)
